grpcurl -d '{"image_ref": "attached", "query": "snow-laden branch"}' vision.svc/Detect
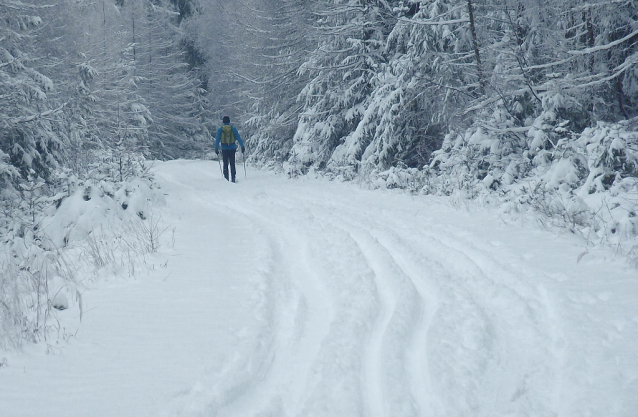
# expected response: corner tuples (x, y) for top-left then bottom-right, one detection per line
(397, 17), (469, 26)
(464, 87), (530, 114)
(568, 28), (638, 55)
(479, 124), (532, 134)
(524, 57), (575, 71)
(568, 0), (630, 13)
(9, 103), (66, 124)
(229, 70), (297, 86)
(312, 6), (364, 18)
(567, 53), (638, 88)
(405, 4), (466, 21)
(0, 0), (54, 10)
(465, 50), (638, 116)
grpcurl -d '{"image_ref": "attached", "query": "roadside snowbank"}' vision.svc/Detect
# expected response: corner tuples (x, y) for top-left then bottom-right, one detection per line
(0, 155), (164, 350)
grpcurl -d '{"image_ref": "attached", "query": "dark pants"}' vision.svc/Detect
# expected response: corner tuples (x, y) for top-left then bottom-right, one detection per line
(222, 149), (236, 182)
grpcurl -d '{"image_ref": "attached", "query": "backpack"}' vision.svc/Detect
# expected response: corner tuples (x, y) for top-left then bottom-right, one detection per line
(221, 125), (236, 145)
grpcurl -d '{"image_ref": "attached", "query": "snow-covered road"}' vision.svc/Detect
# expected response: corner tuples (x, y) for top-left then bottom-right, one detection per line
(2, 160), (637, 417)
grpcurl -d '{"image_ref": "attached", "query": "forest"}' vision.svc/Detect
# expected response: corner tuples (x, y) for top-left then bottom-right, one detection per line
(1, 0), (638, 347)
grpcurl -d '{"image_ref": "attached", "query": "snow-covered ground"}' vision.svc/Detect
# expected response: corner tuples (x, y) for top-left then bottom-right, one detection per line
(1, 159), (637, 417)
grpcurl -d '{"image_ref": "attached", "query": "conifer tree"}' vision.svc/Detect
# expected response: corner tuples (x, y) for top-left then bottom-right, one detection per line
(290, 0), (392, 169)
(0, 1), (66, 182)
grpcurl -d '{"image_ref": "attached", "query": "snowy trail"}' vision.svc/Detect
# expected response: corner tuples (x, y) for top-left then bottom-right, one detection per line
(158, 161), (637, 417)
(211, 182), (559, 417)
(2, 160), (637, 417)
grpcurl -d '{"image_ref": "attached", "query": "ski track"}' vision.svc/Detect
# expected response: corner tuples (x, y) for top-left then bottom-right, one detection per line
(274, 192), (561, 417)
(157, 161), (638, 417)
(5, 159), (635, 417)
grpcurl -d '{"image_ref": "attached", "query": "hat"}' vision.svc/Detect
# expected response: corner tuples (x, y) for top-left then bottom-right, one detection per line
(222, 116), (230, 124)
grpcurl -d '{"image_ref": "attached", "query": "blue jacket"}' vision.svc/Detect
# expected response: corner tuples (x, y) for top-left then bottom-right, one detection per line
(215, 124), (245, 151)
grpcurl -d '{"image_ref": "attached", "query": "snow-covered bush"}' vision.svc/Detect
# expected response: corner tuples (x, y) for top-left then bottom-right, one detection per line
(427, 117), (638, 250)
(0, 151), (165, 349)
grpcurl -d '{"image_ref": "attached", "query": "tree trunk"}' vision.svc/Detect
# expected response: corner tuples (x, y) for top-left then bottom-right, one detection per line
(617, 77), (630, 119)
(467, 0), (485, 95)
(582, 9), (595, 73)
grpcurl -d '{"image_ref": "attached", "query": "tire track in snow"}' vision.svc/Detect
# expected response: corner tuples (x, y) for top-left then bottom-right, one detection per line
(288, 190), (562, 417)
(342, 227), (427, 417)
(127, 162), (289, 417)
(156, 167), (285, 417)
(223, 199), (382, 417)
(376, 227), (561, 417)
(204, 193), (378, 417)
(274, 194), (437, 417)
(230, 217), (336, 417)
(162, 164), (564, 417)
(218, 190), (447, 417)
(295, 226), (380, 417)
(352, 229), (445, 417)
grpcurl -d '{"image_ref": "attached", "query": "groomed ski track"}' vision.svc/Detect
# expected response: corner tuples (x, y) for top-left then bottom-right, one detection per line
(157, 160), (638, 417)
(1, 159), (636, 417)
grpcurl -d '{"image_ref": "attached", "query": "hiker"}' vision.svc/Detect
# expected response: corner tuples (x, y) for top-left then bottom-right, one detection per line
(215, 116), (245, 182)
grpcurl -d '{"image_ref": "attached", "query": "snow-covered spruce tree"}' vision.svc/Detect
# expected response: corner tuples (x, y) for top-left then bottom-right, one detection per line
(289, 0), (394, 172)
(430, 0), (638, 192)
(329, 0), (484, 176)
(67, 0), (208, 160)
(33, 0), (106, 168)
(511, 0), (638, 139)
(426, 0), (553, 193)
(0, 0), (70, 349)
(366, 5), (449, 169)
(0, 0), (179, 349)
(0, 1), (66, 182)
(240, 0), (315, 165)
(131, 0), (210, 159)
(566, 0), (638, 122)
(71, 0), (152, 157)
(422, 0), (638, 246)
(0, 0), (75, 250)
(187, 0), (250, 119)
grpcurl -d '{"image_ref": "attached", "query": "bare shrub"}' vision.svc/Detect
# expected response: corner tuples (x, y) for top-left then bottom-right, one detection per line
(84, 226), (119, 269)
(121, 211), (170, 255)
(0, 266), (24, 350)
(528, 187), (592, 234)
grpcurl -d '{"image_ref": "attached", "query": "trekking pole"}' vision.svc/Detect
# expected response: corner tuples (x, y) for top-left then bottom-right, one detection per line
(243, 151), (247, 178)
